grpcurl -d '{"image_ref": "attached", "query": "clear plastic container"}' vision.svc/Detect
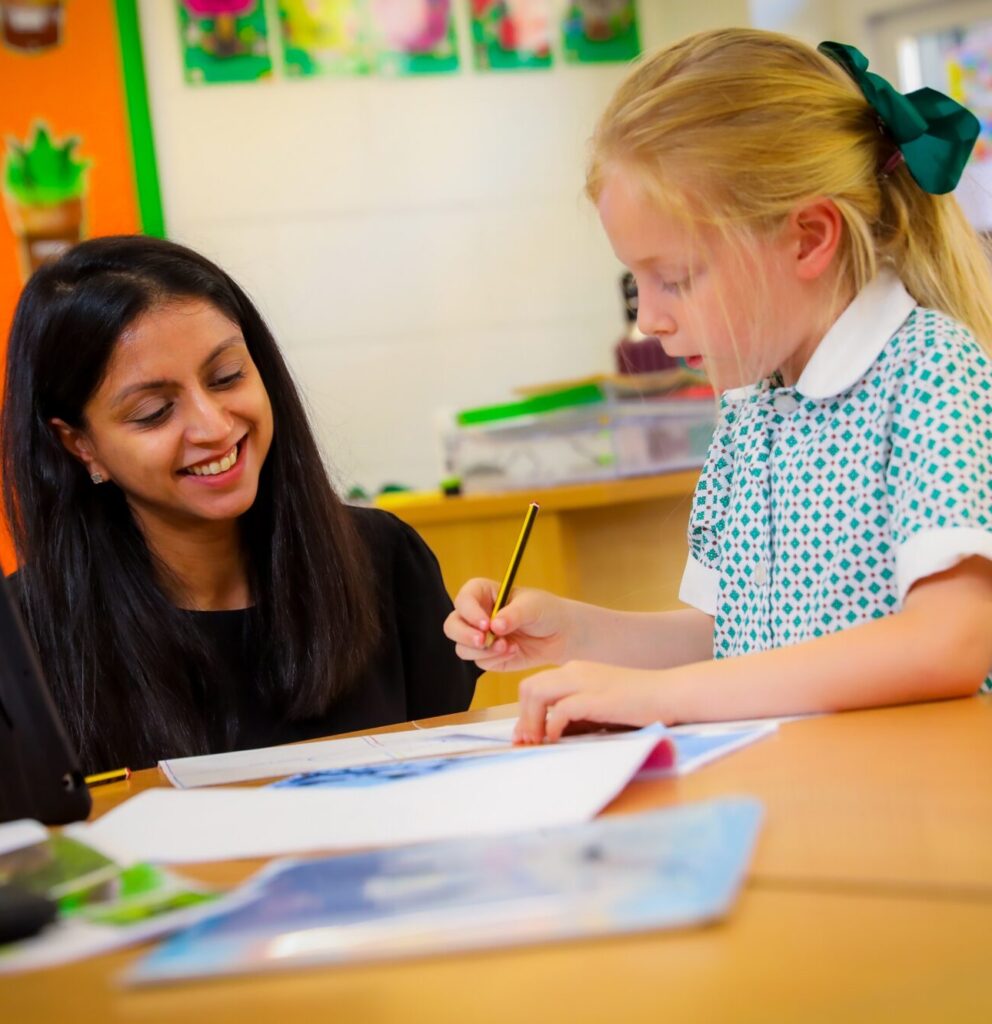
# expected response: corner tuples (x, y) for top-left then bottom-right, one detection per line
(439, 395), (715, 494)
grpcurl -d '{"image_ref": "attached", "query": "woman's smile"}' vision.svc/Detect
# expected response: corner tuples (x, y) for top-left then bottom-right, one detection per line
(180, 436), (248, 484)
(61, 299), (275, 537)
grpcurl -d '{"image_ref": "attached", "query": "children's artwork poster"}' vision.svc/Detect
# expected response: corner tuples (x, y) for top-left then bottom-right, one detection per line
(562, 0), (640, 64)
(278, 0), (370, 77)
(369, 0), (459, 76)
(278, 0), (458, 78)
(177, 0), (273, 83)
(947, 23), (992, 163)
(471, 0), (553, 71)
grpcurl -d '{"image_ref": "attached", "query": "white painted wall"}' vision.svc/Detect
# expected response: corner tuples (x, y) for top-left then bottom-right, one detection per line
(136, 0), (748, 492)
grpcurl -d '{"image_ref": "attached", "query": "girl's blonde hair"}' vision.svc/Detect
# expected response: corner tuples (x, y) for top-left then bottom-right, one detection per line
(586, 28), (992, 350)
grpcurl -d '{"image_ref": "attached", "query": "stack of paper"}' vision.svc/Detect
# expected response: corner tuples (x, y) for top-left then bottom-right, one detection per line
(69, 726), (675, 865)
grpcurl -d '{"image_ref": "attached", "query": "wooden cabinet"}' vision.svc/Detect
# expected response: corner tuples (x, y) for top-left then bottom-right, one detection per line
(382, 470), (699, 707)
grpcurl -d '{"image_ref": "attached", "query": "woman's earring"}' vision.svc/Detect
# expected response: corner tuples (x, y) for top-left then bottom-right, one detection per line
(90, 472), (104, 485)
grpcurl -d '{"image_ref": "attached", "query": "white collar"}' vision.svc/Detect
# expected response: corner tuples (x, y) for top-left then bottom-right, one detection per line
(724, 270), (917, 402)
(795, 269), (917, 399)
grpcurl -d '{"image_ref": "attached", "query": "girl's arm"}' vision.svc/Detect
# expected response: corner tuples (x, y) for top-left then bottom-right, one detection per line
(568, 604), (715, 669)
(513, 555), (992, 742)
(444, 579), (714, 673)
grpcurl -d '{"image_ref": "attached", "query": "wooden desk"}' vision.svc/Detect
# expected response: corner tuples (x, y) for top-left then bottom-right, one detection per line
(384, 471), (700, 707)
(617, 696), (992, 893)
(5, 699), (992, 1023)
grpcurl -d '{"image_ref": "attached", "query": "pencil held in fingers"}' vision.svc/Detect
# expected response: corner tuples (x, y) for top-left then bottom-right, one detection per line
(486, 502), (539, 647)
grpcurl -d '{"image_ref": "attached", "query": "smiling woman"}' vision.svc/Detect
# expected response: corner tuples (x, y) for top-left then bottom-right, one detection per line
(51, 300), (276, 584)
(0, 236), (477, 773)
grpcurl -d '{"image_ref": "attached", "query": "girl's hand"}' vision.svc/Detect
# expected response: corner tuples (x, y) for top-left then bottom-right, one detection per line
(443, 578), (574, 673)
(513, 661), (666, 744)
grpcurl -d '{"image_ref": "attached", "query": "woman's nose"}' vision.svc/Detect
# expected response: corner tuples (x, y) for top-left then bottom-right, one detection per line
(186, 391), (233, 443)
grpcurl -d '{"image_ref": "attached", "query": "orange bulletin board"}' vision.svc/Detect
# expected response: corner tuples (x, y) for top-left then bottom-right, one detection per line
(0, 0), (162, 570)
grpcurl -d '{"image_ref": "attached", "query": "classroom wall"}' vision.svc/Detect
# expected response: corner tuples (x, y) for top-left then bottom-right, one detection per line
(136, 0), (748, 495)
(751, 0), (992, 48)
(0, 3), (146, 572)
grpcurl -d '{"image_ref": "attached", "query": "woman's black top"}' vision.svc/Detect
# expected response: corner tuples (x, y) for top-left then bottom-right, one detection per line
(184, 507), (478, 759)
(9, 507), (478, 770)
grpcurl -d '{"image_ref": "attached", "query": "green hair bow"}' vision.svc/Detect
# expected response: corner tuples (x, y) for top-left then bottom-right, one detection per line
(818, 40), (980, 195)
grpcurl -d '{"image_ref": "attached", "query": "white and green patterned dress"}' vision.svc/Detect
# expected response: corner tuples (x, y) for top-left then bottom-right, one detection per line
(679, 270), (992, 690)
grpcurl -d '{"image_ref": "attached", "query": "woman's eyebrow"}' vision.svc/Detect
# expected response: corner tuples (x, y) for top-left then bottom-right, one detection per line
(110, 337), (246, 406)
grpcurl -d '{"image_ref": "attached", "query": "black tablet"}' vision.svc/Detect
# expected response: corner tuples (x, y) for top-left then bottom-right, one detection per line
(0, 573), (91, 825)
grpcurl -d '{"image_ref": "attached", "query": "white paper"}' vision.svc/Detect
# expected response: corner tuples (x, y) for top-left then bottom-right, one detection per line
(653, 723), (778, 776)
(160, 718), (517, 789)
(69, 728), (669, 865)
(0, 819), (47, 856)
(669, 713), (813, 733)
(160, 716), (787, 790)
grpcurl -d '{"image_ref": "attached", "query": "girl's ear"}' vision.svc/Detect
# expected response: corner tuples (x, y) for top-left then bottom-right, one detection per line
(790, 198), (844, 281)
(49, 418), (109, 483)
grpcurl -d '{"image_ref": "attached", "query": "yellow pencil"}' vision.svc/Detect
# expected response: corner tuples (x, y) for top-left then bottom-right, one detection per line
(486, 502), (540, 647)
(85, 767), (131, 787)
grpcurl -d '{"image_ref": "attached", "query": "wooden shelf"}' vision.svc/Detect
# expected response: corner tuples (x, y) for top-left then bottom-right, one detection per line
(383, 470), (701, 708)
(376, 469), (700, 526)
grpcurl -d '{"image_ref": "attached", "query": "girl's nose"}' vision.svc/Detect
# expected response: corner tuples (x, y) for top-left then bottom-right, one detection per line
(637, 308), (677, 338)
(635, 285), (677, 338)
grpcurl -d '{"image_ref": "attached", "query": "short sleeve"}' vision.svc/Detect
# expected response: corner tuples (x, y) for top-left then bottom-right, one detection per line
(679, 395), (739, 615)
(887, 326), (992, 601)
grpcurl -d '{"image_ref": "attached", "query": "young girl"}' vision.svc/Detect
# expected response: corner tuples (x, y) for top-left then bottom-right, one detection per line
(445, 29), (992, 742)
(2, 236), (476, 772)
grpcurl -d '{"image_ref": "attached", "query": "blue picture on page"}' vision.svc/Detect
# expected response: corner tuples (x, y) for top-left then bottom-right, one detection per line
(673, 732), (755, 764)
(271, 750), (537, 789)
(129, 798), (763, 984)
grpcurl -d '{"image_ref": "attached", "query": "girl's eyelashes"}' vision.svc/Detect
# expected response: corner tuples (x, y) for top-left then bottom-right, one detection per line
(658, 268), (701, 295)
(648, 263), (704, 296)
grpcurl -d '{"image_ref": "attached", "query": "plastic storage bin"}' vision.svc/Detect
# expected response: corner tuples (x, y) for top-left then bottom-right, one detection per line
(440, 392), (715, 494)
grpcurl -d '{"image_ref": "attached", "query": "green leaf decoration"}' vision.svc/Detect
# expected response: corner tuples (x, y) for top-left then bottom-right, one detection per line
(3, 123), (89, 206)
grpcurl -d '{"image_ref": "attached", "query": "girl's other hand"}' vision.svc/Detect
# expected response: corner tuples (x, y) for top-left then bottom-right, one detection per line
(443, 578), (573, 673)
(512, 662), (665, 744)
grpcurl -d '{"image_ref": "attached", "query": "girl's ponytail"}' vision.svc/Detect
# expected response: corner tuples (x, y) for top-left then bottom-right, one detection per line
(879, 172), (992, 345)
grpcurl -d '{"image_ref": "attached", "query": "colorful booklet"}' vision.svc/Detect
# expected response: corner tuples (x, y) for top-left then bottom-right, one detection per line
(0, 820), (218, 973)
(129, 798), (762, 985)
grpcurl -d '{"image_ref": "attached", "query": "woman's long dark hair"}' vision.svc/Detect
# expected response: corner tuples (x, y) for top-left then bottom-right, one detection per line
(1, 236), (379, 771)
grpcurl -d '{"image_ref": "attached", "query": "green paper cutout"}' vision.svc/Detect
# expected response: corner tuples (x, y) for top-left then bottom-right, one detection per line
(3, 123), (88, 207)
